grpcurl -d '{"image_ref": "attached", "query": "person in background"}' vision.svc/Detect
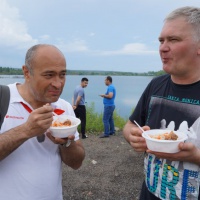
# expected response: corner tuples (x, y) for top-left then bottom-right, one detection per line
(123, 6), (200, 200)
(72, 77), (89, 139)
(0, 44), (85, 200)
(99, 76), (116, 138)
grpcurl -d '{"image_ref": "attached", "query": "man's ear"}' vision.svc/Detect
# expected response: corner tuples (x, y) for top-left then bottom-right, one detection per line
(197, 43), (200, 55)
(22, 65), (30, 79)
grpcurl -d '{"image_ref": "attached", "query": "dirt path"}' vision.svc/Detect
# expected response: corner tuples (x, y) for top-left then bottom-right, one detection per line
(62, 132), (144, 200)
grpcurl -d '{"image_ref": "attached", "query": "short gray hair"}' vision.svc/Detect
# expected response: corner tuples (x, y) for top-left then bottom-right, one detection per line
(164, 6), (200, 42)
(25, 44), (64, 74)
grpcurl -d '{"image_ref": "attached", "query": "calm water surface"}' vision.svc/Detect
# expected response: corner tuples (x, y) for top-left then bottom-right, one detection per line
(0, 75), (153, 119)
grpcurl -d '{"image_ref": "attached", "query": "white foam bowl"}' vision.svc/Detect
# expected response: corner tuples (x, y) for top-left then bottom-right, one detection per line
(142, 129), (188, 153)
(49, 115), (81, 138)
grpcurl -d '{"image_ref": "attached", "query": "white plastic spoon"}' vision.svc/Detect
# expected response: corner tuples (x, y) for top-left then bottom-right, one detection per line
(134, 120), (144, 132)
(52, 111), (58, 116)
(134, 120), (152, 139)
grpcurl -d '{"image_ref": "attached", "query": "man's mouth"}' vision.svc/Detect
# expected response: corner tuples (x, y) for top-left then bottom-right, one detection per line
(162, 57), (170, 63)
(49, 90), (61, 96)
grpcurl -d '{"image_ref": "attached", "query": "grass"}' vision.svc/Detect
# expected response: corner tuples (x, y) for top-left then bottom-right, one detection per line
(77, 102), (131, 135)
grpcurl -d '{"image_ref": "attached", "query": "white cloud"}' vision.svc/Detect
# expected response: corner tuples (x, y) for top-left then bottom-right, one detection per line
(89, 32), (95, 37)
(97, 43), (158, 56)
(39, 35), (51, 41)
(56, 39), (158, 57)
(57, 38), (89, 53)
(0, 0), (37, 49)
(2, 0), (199, 72)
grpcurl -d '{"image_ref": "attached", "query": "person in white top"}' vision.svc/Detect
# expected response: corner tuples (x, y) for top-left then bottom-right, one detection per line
(0, 44), (85, 200)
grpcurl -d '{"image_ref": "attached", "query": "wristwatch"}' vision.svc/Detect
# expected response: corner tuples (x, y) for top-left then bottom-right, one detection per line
(60, 140), (72, 148)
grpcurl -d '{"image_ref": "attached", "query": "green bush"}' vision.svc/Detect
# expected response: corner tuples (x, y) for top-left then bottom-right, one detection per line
(77, 102), (130, 135)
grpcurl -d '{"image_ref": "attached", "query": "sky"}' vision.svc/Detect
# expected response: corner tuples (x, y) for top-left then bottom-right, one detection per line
(0, 0), (200, 72)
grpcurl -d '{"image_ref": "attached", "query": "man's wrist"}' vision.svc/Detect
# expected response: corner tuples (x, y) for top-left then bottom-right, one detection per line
(60, 140), (72, 148)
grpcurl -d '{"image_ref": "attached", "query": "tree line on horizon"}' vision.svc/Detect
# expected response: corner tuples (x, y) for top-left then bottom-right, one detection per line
(0, 66), (166, 76)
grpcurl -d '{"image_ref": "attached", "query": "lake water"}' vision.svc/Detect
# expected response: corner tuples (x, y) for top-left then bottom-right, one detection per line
(0, 75), (153, 119)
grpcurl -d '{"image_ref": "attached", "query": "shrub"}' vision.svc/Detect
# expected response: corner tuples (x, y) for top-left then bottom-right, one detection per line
(77, 102), (129, 135)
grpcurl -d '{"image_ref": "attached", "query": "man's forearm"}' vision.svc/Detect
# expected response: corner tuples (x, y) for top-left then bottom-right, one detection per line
(60, 140), (85, 169)
(103, 92), (113, 99)
(75, 101), (80, 107)
(75, 97), (81, 106)
(0, 125), (29, 160)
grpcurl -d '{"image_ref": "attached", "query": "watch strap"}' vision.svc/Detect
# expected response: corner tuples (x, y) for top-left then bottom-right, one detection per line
(60, 140), (71, 148)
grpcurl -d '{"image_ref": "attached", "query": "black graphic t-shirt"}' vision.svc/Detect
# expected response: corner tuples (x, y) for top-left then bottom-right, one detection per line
(129, 74), (200, 200)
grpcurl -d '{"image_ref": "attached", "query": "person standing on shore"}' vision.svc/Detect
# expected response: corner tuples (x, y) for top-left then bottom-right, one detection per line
(99, 76), (116, 138)
(123, 6), (200, 200)
(72, 77), (89, 139)
(0, 44), (85, 200)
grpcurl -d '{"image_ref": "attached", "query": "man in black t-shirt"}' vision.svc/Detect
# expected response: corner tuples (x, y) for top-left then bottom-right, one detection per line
(123, 6), (200, 200)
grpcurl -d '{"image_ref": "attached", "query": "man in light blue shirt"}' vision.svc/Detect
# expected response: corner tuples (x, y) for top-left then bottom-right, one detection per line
(99, 76), (116, 138)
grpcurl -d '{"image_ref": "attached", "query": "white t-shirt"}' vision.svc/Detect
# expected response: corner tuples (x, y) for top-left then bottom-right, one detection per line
(0, 83), (79, 200)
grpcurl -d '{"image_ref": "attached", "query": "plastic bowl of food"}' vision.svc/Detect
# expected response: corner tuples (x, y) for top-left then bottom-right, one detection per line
(49, 115), (81, 138)
(142, 129), (188, 153)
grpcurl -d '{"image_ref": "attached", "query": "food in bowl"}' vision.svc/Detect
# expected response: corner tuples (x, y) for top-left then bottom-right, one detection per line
(51, 119), (72, 127)
(149, 131), (178, 140)
(142, 129), (188, 153)
(49, 115), (81, 138)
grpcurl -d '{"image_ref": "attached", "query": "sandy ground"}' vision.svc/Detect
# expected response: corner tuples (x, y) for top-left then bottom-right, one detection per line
(62, 132), (145, 200)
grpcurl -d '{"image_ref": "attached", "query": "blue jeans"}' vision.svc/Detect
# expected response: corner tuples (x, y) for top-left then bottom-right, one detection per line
(103, 105), (115, 136)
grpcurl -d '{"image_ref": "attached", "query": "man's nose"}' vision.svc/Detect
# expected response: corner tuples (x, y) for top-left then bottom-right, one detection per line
(159, 41), (170, 52)
(51, 77), (63, 88)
